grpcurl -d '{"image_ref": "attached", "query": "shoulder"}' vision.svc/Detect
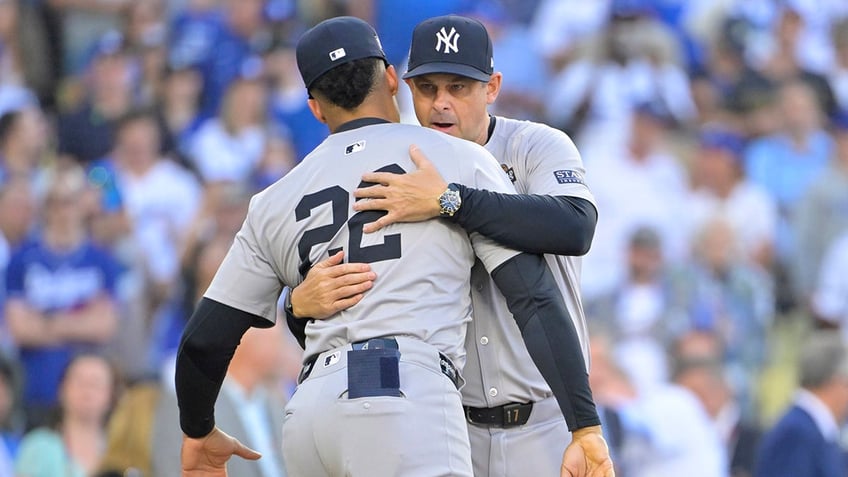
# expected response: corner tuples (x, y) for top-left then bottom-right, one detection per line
(19, 428), (62, 449)
(768, 406), (819, 439)
(496, 117), (576, 148)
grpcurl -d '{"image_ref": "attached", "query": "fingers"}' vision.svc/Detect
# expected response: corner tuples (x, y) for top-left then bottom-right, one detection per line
(232, 439), (261, 461)
(359, 174), (395, 187)
(323, 262), (373, 278)
(408, 144), (434, 170)
(362, 216), (389, 233)
(313, 250), (345, 269)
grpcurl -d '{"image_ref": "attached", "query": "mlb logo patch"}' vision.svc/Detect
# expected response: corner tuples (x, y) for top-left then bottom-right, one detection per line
(345, 140), (366, 155)
(329, 48), (346, 61)
(553, 170), (583, 184)
(324, 351), (341, 368)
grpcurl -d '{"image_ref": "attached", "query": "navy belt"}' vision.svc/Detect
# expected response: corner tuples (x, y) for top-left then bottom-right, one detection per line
(464, 402), (534, 428)
(298, 338), (460, 389)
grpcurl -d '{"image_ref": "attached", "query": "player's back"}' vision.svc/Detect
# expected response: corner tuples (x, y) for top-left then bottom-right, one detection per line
(250, 122), (516, 365)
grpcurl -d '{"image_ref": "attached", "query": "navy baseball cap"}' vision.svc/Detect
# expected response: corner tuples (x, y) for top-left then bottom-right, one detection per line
(403, 15), (494, 82)
(295, 16), (387, 90)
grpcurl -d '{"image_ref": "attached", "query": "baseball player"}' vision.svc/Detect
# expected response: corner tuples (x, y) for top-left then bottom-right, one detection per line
(175, 17), (601, 477)
(287, 15), (611, 477)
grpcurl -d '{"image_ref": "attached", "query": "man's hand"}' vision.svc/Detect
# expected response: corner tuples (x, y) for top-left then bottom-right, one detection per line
(290, 251), (375, 319)
(352, 145), (448, 233)
(181, 427), (261, 477)
(561, 426), (615, 477)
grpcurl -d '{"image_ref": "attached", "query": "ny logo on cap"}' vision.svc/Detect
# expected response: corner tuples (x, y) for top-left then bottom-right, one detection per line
(435, 27), (460, 54)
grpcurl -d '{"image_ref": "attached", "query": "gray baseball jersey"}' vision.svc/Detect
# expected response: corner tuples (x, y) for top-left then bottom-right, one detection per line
(204, 121), (519, 367)
(463, 117), (595, 477)
(463, 116), (594, 407)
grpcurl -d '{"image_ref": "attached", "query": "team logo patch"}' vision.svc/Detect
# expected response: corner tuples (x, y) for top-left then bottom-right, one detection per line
(329, 48), (346, 61)
(324, 351), (341, 367)
(435, 26), (460, 54)
(501, 164), (516, 183)
(345, 140), (366, 155)
(553, 170), (583, 184)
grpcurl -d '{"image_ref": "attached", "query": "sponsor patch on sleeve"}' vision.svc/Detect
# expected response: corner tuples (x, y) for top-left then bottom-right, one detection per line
(553, 170), (584, 184)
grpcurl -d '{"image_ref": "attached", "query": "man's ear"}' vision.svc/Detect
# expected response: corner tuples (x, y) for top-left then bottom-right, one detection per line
(385, 64), (399, 96)
(486, 72), (503, 105)
(307, 97), (327, 124)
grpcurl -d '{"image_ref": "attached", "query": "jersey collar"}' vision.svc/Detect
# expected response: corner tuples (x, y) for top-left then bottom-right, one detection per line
(485, 115), (496, 144)
(334, 117), (391, 134)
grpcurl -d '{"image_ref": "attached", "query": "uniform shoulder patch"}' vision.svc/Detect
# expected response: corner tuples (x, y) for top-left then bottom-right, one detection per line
(553, 170), (583, 185)
(500, 164), (516, 183)
(345, 140), (366, 155)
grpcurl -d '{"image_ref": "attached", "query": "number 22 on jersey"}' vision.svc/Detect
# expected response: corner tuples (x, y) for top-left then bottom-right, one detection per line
(295, 164), (405, 277)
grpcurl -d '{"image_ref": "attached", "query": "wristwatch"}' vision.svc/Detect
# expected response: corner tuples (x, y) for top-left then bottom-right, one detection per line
(438, 183), (462, 217)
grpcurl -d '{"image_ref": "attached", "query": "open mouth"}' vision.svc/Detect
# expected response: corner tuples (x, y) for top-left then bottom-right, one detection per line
(431, 122), (454, 130)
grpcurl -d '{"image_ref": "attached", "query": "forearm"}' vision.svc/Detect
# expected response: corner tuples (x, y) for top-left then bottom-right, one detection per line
(175, 298), (258, 438)
(6, 302), (61, 347)
(452, 186), (597, 255)
(491, 253), (600, 431)
(53, 299), (119, 343)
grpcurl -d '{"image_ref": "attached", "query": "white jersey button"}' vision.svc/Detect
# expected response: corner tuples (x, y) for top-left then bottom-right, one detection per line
(480, 336), (489, 345)
(488, 387), (498, 397)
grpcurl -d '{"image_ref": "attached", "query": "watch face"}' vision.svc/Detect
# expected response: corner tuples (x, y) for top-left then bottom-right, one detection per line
(440, 190), (461, 215)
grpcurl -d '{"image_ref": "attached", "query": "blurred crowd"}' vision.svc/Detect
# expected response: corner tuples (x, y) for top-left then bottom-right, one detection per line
(0, 0), (847, 476)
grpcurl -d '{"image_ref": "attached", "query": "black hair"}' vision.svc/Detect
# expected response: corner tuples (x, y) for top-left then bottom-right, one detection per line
(309, 57), (383, 111)
(0, 110), (22, 147)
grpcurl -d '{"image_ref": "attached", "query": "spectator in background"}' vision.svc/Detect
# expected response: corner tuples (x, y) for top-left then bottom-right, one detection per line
(674, 217), (773, 415)
(755, 331), (848, 477)
(687, 124), (777, 269)
(758, 5), (837, 118)
(156, 60), (204, 166)
(57, 32), (135, 165)
(95, 379), (161, 477)
(794, 113), (848, 302)
(545, 2), (695, 150)
(0, 108), (50, 189)
(189, 76), (268, 184)
(744, 79), (833, 309)
(586, 226), (685, 393)
(14, 353), (120, 477)
(152, 321), (289, 477)
(588, 331), (728, 477)
(122, 0), (168, 106)
(582, 102), (690, 299)
(0, 176), (36, 355)
(49, 0), (130, 75)
(264, 38), (327, 163)
(830, 18), (848, 112)
(4, 167), (120, 429)
(700, 19), (777, 138)
(529, 0), (611, 75)
(170, 0), (270, 119)
(672, 335), (761, 477)
(0, 0), (55, 111)
(110, 110), (201, 310)
(811, 230), (848, 339)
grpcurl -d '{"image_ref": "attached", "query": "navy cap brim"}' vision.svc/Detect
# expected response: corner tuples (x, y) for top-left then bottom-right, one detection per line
(403, 62), (491, 82)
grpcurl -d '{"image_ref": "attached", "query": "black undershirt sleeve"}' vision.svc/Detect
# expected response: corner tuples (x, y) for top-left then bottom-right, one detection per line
(450, 185), (597, 256)
(490, 252), (600, 431)
(175, 297), (269, 438)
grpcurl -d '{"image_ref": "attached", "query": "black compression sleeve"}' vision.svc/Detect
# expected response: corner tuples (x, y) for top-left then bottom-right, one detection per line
(490, 253), (600, 431)
(451, 185), (597, 256)
(285, 291), (309, 350)
(175, 297), (265, 438)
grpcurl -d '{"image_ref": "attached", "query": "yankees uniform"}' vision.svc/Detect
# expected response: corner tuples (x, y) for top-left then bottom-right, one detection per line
(209, 120), (515, 477)
(176, 16), (599, 477)
(402, 16), (598, 477)
(464, 117), (595, 477)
